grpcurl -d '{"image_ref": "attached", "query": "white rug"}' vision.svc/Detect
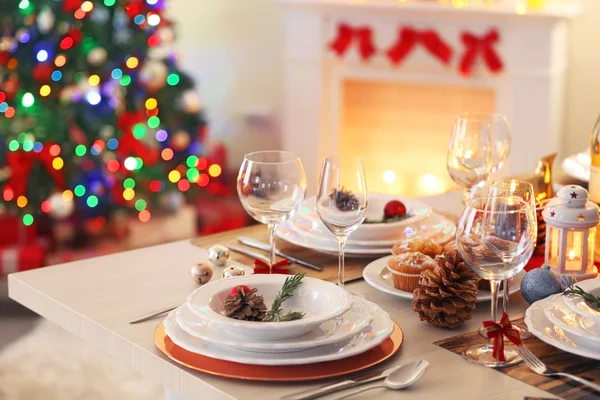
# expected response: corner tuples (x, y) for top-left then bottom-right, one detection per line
(0, 320), (163, 400)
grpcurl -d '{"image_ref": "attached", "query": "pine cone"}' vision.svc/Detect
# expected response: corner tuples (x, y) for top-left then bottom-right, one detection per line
(223, 287), (267, 321)
(412, 251), (479, 329)
(534, 203), (546, 256)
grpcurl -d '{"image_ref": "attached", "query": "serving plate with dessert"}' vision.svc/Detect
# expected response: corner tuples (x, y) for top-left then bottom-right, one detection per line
(363, 238), (523, 302)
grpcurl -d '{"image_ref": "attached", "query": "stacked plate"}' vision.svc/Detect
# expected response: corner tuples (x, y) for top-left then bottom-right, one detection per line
(562, 148), (589, 182)
(525, 278), (600, 360)
(163, 274), (396, 365)
(277, 194), (456, 257)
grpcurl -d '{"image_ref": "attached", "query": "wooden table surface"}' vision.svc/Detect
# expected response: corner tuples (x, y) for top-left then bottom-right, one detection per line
(8, 191), (553, 400)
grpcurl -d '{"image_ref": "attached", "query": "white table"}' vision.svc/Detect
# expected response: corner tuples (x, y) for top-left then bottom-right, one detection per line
(8, 192), (552, 400)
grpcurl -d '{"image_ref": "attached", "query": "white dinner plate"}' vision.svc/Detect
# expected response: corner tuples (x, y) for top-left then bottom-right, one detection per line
(525, 295), (600, 361)
(164, 299), (394, 366)
(544, 293), (600, 343)
(362, 255), (523, 302)
(563, 278), (600, 323)
(176, 296), (374, 353)
(561, 152), (589, 182)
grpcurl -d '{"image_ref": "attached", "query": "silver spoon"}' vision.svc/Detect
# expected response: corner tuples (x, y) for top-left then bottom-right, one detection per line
(334, 360), (429, 399)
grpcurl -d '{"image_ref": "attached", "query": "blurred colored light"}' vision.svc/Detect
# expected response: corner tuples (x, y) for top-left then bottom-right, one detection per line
(135, 157), (143, 169)
(155, 130), (168, 142)
(161, 148), (173, 161)
(138, 210), (151, 222)
(60, 37), (73, 50)
(62, 190), (74, 201)
(124, 157), (137, 171)
(74, 9), (86, 19)
(186, 155), (198, 168)
(147, 14), (160, 26)
(107, 160), (120, 172)
(111, 68), (123, 79)
(33, 142), (43, 152)
(37, 50), (48, 62)
(75, 72), (85, 82)
(3, 187), (14, 201)
(147, 116), (160, 128)
(17, 196), (28, 208)
(41, 200), (52, 213)
(198, 174), (209, 187)
(22, 92), (34, 107)
(126, 57), (139, 69)
(74, 185), (86, 197)
(22, 140), (33, 152)
(52, 157), (64, 170)
(197, 158), (208, 170)
(168, 170), (181, 183)
(22, 214), (34, 226)
(107, 138), (118, 150)
(104, 0), (116, 5)
(86, 91), (101, 105)
(40, 85), (51, 97)
(90, 146), (100, 156)
(7, 59), (17, 69)
(187, 168), (200, 182)
(209, 164), (222, 177)
(19, 0), (29, 9)
(146, 107), (159, 117)
(134, 14), (145, 25)
(5, 107), (15, 118)
(18, 133), (27, 142)
(88, 75), (100, 86)
(0, 93), (5, 102)
(150, 180), (163, 192)
(8, 140), (19, 151)
(75, 144), (87, 156)
(135, 199), (147, 211)
(132, 123), (146, 139)
(178, 180), (190, 192)
(93, 140), (105, 150)
(51, 70), (62, 81)
(167, 73), (180, 86)
(119, 75), (131, 86)
(148, 36), (160, 47)
(87, 195), (99, 208)
(0, 102), (6, 112)
(49, 144), (61, 156)
(145, 98), (157, 110)
(123, 188), (135, 201)
(147, 0), (158, 4)
(81, 1), (94, 12)
(19, 31), (30, 43)
(123, 178), (136, 189)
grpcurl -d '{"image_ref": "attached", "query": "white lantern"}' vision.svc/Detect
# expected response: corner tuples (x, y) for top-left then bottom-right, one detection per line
(542, 185), (599, 280)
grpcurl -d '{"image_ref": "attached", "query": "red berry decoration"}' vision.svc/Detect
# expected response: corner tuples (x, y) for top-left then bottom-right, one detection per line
(384, 200), (407, 219)
(229, 285), (253, 297)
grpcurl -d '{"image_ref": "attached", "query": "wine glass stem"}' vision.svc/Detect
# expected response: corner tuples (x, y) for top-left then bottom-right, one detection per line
(336, 237), (347, 288)
(502, 279), (509, 314)
(489, 279), (501, 323)
(462, 187), (473, 204)
(267, 222), (277, 272)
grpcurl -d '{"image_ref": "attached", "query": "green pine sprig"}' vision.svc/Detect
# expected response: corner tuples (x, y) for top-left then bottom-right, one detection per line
(264, 273), (306, 322)
(563, 284), (600, 310)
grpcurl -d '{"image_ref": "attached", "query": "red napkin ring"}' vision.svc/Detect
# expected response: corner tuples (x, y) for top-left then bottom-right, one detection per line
(482, 312), (522, 362)
(253, 259), (289, 275)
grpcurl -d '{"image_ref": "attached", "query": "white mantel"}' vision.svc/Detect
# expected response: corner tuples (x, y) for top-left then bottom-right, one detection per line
(275, 0), (581, 194)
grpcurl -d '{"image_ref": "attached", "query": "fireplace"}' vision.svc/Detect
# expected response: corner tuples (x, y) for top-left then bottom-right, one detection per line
(276, 0), (580, 195)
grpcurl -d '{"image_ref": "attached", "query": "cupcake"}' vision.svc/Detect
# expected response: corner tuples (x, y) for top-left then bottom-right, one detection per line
(392, 238), (443, 258)
(387, 252), (438, 292)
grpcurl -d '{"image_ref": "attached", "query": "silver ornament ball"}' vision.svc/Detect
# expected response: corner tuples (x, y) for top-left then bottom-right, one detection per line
(190, 263), (213, 285)
(222, 266), (245, 278)
(208, 245), (230, 266)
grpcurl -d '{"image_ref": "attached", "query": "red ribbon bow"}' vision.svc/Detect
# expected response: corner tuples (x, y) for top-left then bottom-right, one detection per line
(459, 29), (503, 77)
(253, 259), (289, 275)
(4, 143), (66, 198)
(330, 23), (377, 61)
(482, 312), (522, 362)
(387, 27), (453, 66)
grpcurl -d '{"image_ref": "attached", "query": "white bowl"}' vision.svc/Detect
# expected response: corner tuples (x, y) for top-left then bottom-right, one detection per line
(187, 274), (354, 341)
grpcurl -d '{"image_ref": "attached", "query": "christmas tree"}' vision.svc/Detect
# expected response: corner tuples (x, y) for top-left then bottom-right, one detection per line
(0, 0), (218, 228)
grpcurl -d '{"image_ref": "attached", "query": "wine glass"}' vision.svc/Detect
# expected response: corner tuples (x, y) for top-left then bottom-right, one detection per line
(456, 197), (536, 368)
(447, 114), (494, 203)
(237, 151), (307, 271)
(483, 113), (511, 174)
(488, 180), (536, 339)
(316, 156), (368, 287)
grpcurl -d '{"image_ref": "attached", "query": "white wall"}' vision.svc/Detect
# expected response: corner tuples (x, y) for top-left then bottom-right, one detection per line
(168, 0), (600, 167)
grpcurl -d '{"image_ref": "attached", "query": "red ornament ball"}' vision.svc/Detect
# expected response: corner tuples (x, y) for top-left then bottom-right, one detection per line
(229, 285), (253, 297)
(63, 0), (83, 12)
(32, 63), (53, 83)
(384, 200), (407, 219)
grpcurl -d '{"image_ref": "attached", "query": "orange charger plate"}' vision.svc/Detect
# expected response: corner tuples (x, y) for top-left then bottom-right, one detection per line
(154, 322), (403, 381)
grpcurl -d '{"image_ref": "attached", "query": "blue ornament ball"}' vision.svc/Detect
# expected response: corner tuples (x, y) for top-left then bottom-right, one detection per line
(520, 266), (562, 304)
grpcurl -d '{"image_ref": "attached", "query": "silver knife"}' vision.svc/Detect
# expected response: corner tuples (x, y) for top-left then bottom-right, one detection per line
(227, 244), (271, 264)
(279, 365), (401, 400)
(238, 236), (324, 271)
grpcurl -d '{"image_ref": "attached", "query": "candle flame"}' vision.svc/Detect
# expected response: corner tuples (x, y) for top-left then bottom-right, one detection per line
(568, 250), (575, 261)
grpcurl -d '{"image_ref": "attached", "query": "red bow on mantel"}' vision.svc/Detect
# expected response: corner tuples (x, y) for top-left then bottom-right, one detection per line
(459, 28), (503, 77)
(329, 23), (377, 61)
(253, 259), (289, 275)
(387, 27), (453, 66)
(482, 312), (522, 362)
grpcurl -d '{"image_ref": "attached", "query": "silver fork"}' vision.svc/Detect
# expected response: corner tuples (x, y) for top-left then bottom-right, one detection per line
(515, 345), (600, 393)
